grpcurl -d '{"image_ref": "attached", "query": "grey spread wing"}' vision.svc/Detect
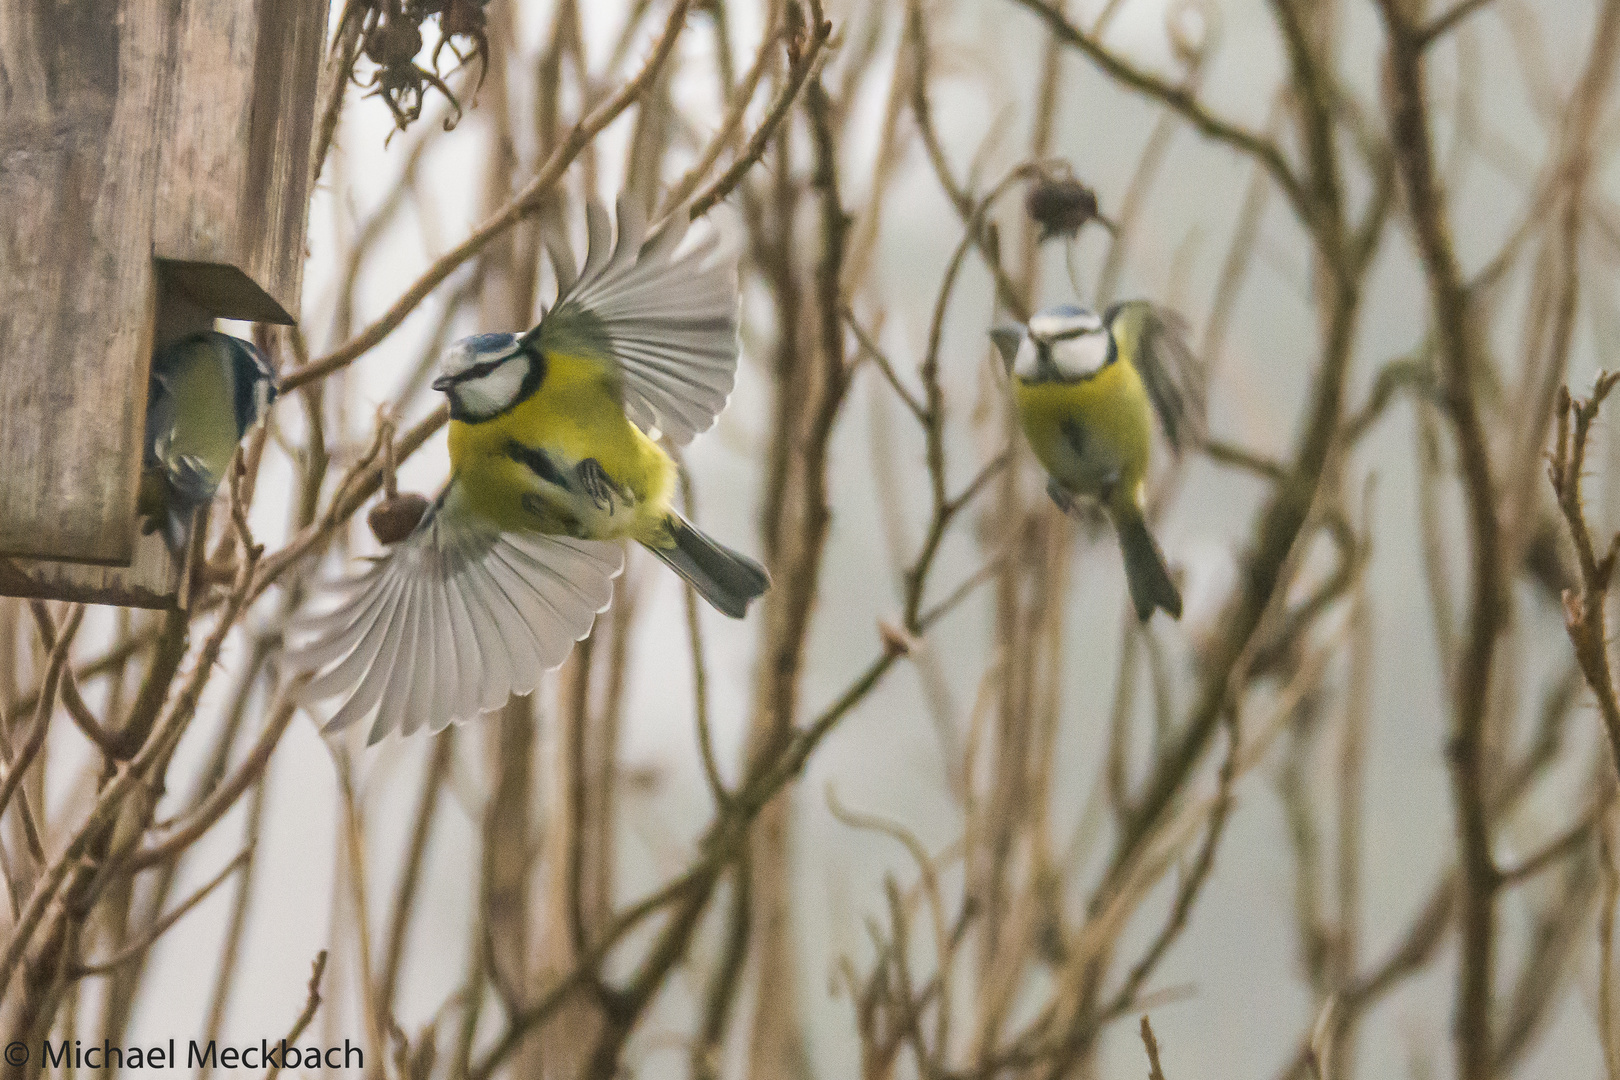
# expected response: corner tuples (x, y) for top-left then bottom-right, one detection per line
(1110, 301), (1207, 454)
(532, 196), (741, 447)
(284, 492), (623, 744)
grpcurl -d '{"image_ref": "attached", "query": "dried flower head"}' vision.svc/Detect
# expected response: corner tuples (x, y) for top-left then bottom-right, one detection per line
(1025, 175), (1105, 242)
(369, 493), (432, 545)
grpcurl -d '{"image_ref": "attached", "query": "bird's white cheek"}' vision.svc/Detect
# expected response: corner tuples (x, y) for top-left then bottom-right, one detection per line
(1012, 339), (1041, 381)
(457, 363), (526, 417)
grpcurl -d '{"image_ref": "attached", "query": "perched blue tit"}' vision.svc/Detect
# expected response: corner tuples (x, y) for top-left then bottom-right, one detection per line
(990, 301), (1205, 621)
(138, 331), (278, 552)
(289, 197), (769, 742)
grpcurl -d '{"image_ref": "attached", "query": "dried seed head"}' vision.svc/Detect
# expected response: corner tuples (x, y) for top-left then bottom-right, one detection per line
(366, 17), (424, 68)
(1025, 176), (1102, 242)
(369, 493), (431, 545)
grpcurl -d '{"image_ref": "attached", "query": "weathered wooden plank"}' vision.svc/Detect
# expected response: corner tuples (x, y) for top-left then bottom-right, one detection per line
(0, 535), (184, 610)
(0, 0), (181, 565)
(0, 284), (211, 608)
(155, 0), (329, 324)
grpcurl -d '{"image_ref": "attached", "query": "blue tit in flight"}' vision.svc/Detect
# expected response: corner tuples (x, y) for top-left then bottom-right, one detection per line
(139, 331), (278, 552)
(289, 197), (769, 742)
(990, 301), (1205, 621)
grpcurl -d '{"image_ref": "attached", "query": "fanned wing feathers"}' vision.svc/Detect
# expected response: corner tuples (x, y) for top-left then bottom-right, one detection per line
(1105, 300), (1207, 454)
(286, 492), (623, 744)
(291, 198), (737, 742)
(531, 197), (741, 447)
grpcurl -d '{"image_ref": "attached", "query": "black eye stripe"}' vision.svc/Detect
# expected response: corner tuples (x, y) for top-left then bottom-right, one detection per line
(452, 356), (512, 382)
(1031, 324), (1103, 345)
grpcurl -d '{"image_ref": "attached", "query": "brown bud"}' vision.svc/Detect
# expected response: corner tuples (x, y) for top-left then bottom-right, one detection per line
(1025, 176), (1102, 242)
(369, 493), (431, 545)
(1562, 588), (1583, 629)
(878, 620), (922, 659)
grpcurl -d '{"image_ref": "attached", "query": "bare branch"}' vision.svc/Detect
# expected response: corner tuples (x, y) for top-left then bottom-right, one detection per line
(1420, 0), (1501, 49)
(1006, 0), (1307, 219)
(265, 952), (329, 1080)
(1141, 1015), (1170, 1080)
(72, 850), (250, 977)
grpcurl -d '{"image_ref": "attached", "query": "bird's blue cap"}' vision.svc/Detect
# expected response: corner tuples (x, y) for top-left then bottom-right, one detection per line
(460, 332), (521, 354)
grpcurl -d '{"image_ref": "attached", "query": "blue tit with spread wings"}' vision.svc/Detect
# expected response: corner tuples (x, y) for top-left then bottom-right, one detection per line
(289, 197), (768, 743)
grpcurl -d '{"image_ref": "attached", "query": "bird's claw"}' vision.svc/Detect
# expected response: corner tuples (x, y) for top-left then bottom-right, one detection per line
(576, 458), (624, 515)
(1046, 479), (1078, 515)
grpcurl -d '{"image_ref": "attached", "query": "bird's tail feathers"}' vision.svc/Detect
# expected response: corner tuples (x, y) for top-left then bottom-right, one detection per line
(161, 508), (192, 555)
(137, 455), (217, 554)
(1114, 509), (1182, 621)
(647, 515), (770, 618)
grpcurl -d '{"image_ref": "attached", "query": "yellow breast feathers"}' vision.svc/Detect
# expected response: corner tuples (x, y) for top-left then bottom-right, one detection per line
(447, 350), (677, 539)
(1015, 359), (1152, 510)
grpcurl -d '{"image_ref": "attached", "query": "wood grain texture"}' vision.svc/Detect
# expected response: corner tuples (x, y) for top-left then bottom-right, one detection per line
(155, 0), (329, 323)
(0, 282), (208, 607)
(0, 0), (180, 564)
(0, 0), (324, 602)
(0, 537), (183, 610)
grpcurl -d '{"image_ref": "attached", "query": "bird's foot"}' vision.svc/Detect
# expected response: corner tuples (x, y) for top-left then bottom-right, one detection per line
(521, 492), (588, 537)
(575, 458), (625, 515)
(1046, 479), (1078, 515)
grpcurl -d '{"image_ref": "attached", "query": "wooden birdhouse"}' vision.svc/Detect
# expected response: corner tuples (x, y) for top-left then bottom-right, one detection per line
(0, 0), (329, 608)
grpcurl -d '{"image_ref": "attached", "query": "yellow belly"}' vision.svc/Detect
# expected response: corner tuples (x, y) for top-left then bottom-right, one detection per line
(1015, 360), (1152, 512)
(447, 352), (677, 542)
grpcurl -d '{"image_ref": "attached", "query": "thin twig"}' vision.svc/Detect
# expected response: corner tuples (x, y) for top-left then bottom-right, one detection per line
(1377, 7), (1505, 1075)
(846, 310), (925, 420)
(1419, 0), (1501, 48)
(1007, 0), (1307, 220)
(6, 623), (159, 737)
(1497, 798), (1605, 886)
(1141, 1015), (1169, 1080)
(678, 469), (728, 807)
(687, 17), (835, 220)
(0, 604), (82, 827)
(661, 17), (784, 215)
(71, 850), (250, 977)
(265, 952), (329, 1080)
(1550, 372), (1620, 776)
(376, 733), (452, 1022)
(126, 681), (304, 872)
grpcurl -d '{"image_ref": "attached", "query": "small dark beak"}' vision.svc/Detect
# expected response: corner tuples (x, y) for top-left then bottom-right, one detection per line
(431, 374), (455, 392)
(988, 325), (1024, 369)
